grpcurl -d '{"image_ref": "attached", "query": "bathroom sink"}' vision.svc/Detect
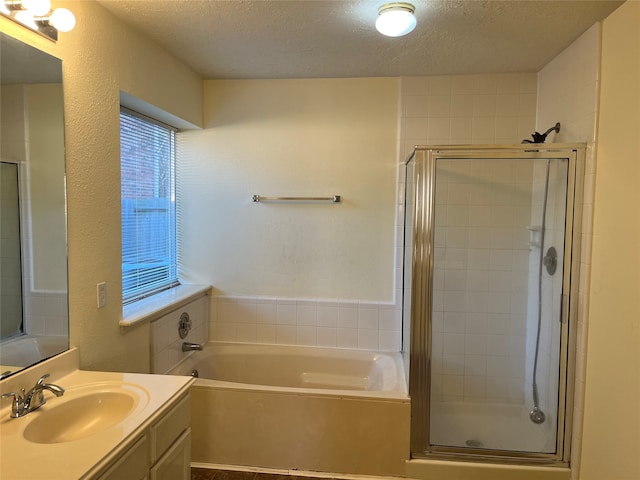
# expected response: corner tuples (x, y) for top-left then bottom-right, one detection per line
(23, 384), (148, 444)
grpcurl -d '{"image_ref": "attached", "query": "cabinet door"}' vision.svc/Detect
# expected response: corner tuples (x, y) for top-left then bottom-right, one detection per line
(97, 434), (150, 480)
(150, 428), (191, 480)
(151, 394), (190, 462)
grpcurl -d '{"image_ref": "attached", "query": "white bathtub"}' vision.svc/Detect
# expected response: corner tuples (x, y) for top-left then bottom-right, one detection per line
(171, 341), (406, 395)
(169, 342), (410, 475)
(0, 335), (67, 376)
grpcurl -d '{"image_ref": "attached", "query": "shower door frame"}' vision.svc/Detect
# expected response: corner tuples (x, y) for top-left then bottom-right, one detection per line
(408, 144), (585, 465)
(0, 161), (26, 340)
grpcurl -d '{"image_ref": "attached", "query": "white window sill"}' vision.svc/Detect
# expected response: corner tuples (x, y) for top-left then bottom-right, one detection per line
(120, 284), (211, 328)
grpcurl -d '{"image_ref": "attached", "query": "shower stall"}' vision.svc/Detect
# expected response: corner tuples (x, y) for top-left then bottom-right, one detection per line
(403, 145), (584, 465)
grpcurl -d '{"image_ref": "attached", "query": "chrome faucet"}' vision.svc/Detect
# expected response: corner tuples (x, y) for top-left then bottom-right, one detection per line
(182, 342), (203, 352)
(1, 373), (65, 418)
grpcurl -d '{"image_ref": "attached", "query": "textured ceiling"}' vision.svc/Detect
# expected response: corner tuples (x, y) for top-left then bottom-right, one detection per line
(97, 0), (624, 79)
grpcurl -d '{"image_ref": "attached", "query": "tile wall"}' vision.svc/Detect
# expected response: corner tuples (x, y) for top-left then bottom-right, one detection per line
(536, 23), (601, 480)
(398, 73), (538, 159)
(430, 158), (535, 404)
(150, 294), (209, 373)
(524, 160), (569, 436)
(23, 292), (68, 337)
(210, 296), (402, 352)
(398, 73), (539, 403)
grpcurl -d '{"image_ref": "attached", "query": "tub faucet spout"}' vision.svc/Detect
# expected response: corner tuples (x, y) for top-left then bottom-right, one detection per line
(182, 342), (203, 352)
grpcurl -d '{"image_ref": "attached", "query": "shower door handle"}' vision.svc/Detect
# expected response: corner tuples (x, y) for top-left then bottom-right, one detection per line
(559, 294), (569, 324)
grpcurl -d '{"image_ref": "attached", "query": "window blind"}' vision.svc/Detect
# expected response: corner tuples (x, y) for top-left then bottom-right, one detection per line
(120, 108), (178, 304)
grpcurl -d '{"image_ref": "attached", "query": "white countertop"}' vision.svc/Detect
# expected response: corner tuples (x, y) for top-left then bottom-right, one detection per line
(0, 367), (193, 479)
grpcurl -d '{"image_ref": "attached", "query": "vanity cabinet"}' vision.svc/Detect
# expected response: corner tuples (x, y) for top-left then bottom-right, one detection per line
(150, 393), (191, 480)
(97, 435), (150, 480)
(97, 393), (191, 480)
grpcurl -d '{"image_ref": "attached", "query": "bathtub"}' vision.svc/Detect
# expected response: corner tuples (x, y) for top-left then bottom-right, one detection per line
(169, 342), (410, 476)
(0, 335), (68, 376)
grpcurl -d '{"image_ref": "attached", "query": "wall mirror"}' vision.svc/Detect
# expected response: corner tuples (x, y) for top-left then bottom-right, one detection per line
(0, 31), (68, 378)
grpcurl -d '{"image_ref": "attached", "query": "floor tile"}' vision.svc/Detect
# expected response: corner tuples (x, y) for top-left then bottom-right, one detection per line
(192, 468), (332, 480)
(191, 468), (218, 480)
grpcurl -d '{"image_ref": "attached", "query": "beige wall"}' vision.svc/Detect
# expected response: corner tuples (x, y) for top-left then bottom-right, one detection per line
(28, 84), (66, 292)
(178, 78), (399, 301)
(580, 2), (640, 479)
(0, 0), (203, 372)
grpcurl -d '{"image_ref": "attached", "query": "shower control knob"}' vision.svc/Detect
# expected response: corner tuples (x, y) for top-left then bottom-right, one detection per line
(178, 312), (192, 339)
(543, 246), (558, 275)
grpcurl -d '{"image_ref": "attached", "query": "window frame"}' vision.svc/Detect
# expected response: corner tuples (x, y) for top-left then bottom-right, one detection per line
(120, 106), (179, 305)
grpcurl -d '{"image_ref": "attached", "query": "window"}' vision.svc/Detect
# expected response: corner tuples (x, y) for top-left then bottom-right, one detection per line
(120, 108), (178, 304)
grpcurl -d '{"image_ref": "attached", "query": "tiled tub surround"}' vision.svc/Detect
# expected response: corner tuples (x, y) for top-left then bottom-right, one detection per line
(22, 291), (68, 337)
(150, 291), (210, 373)
(169, 343), (410, 476)
(209, 295), (402, 352)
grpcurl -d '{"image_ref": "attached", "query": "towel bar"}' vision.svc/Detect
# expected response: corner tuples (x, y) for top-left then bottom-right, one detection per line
(251, 195), (341, 203)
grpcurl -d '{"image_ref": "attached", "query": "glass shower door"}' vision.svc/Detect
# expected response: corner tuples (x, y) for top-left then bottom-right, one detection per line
(0, 162), (24, 339)
(407, 146), (582, 463)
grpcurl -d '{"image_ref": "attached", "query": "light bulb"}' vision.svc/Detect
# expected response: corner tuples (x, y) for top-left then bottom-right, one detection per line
(375, 3), (416, 37)
(49, 7), (75, 31)
(22, 0), (51, 16)
(14, 10), (38, 29)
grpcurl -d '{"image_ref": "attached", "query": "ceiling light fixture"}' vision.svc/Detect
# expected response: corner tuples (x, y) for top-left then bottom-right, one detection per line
(1, 0), (75, 41)
(40, 7), (75, 32)
(375, 2), (417, 37)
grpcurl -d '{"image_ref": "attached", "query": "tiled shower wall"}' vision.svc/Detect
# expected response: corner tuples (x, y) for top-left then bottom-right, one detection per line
(398, 73), (538, 160)
(524, 160), (569, 435)
(430, 158), (535, 404)
(398, 73), (539, 402)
